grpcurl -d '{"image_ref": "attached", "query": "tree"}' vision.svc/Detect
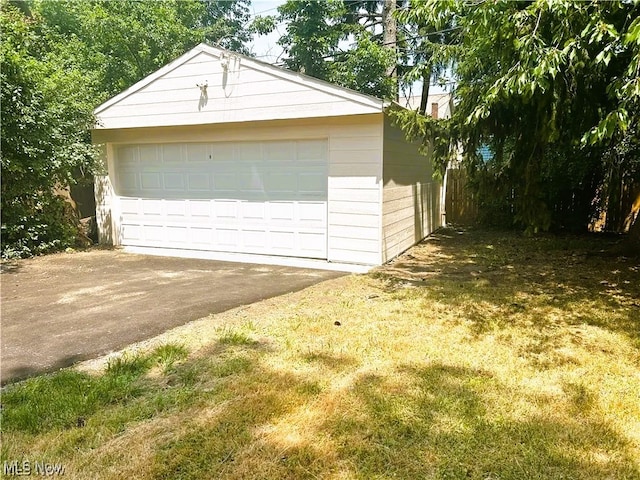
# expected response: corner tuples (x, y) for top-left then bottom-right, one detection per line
(394, 0), (640, 245)
(33, 0), (254, 100)
(1, 4), (98, 257)
(274, 0), (398, 99)
(1, 0), (257, 257)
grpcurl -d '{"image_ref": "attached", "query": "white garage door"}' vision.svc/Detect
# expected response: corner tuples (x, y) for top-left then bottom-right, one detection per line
(114, 140), (328, 259)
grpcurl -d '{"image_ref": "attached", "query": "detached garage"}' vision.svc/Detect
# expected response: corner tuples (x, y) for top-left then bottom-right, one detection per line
(93, 43), (443, 271)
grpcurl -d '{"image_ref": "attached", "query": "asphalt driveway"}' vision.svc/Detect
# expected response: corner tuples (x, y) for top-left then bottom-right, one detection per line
(1, 250), (343, 384)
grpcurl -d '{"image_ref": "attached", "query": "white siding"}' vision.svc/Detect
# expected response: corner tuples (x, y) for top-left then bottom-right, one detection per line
(328, 120), (383, 265)
(381, 113), (442, 263)
(95, 116), (383, 266)
(96, 49), (382, 130)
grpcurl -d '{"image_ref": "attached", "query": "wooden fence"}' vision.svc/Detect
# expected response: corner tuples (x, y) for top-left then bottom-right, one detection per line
(444, 167), (639, 233)
(444, 168), (478, 225)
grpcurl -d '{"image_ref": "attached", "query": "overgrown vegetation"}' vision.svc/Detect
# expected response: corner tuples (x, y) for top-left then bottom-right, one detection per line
(1, 4), (98, 258)
(2, 228), (638, 479)
(0, 0), (256, 258)
(394, 1), (640, 242)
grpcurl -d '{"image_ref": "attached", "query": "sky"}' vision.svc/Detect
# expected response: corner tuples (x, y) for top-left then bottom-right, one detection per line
(246, 0), (287, 64)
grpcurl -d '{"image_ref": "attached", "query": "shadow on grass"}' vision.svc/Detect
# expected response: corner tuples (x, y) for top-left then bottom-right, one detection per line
(150, 358), (640, 479)
(373, 227), (640, 347)
(320, 363), (639, 479)
(2, 338), (638, 479)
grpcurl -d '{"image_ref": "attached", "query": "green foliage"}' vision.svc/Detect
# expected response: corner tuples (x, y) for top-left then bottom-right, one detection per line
(0, 345), (194, 436)
(33, 0), (253, 100)
(1, 1), (255, 258)
(0, 5), (98, 258)
(1, 370), (99, 434)
(329, 34), (396, 98)
(153, 343), (190, 373)
(275, 0), (397, 99)
(400, 0), (640, 234)
(218, 327), (258, 346)
(277, 0), (351, 80)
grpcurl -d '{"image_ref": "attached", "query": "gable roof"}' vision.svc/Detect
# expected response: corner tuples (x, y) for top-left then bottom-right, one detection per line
(94, 43), (386, 118)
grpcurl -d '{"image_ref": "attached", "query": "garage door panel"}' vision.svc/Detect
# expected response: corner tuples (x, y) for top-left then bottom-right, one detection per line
(299, 172), (327, 193)
(271, 230), (296, 251)
(237, 143), (263, 162)
(142, 200), (162, 216)
(243, 230), (267, 248)
(265, 141), (294, 161)
(167, 226), (188, 243)
(121, 224), (142, 241)
(119, 146), (138, 164)
(270, 202), (295, 221)
(144, 225), (164, 242)
(297, 139), (326, 159)
(266, 172), (296, 193)
(189, 200), (211, 218)
(140, 172), (161, 190)
(139, 145), (158, 164)
(215, 201), (238, 219)
(120, 198), (141, 215)
(217, 228), (239, 247)
(116, 140), (327, 259)
(241, 202), (266, 221)
(118, 171), (138, 193)
(214, 173), (237, 192)
(161, 144), (183, 163)
(191, 227), (212, 245)
(299, 232), (327, 254)
(187, 173), (210, 191)
(187, 144), (210, 162)
(163, 173), (185, 190)
(298, 202), (327, 223)
(165, 202), (186, 219)
(238, 172), (265, 193)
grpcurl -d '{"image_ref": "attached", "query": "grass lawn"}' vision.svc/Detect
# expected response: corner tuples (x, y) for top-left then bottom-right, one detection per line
(2, 227), (639, 479)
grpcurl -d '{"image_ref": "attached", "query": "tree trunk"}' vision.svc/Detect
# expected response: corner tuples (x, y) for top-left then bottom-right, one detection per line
(382, 0), (398, 100)
(419, 66), (432, 115)
(622, 210), (640, 255)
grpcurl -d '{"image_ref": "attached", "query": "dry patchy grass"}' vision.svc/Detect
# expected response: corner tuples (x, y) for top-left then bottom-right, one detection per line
(2, 228), (639, 479)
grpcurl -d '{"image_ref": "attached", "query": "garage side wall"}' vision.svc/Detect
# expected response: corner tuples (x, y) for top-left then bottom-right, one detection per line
(93, 116), (383, 266)
(381, 113), (442, 263)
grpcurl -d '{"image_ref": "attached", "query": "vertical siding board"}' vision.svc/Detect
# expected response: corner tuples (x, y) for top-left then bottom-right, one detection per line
(94, 144), (117, 245)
